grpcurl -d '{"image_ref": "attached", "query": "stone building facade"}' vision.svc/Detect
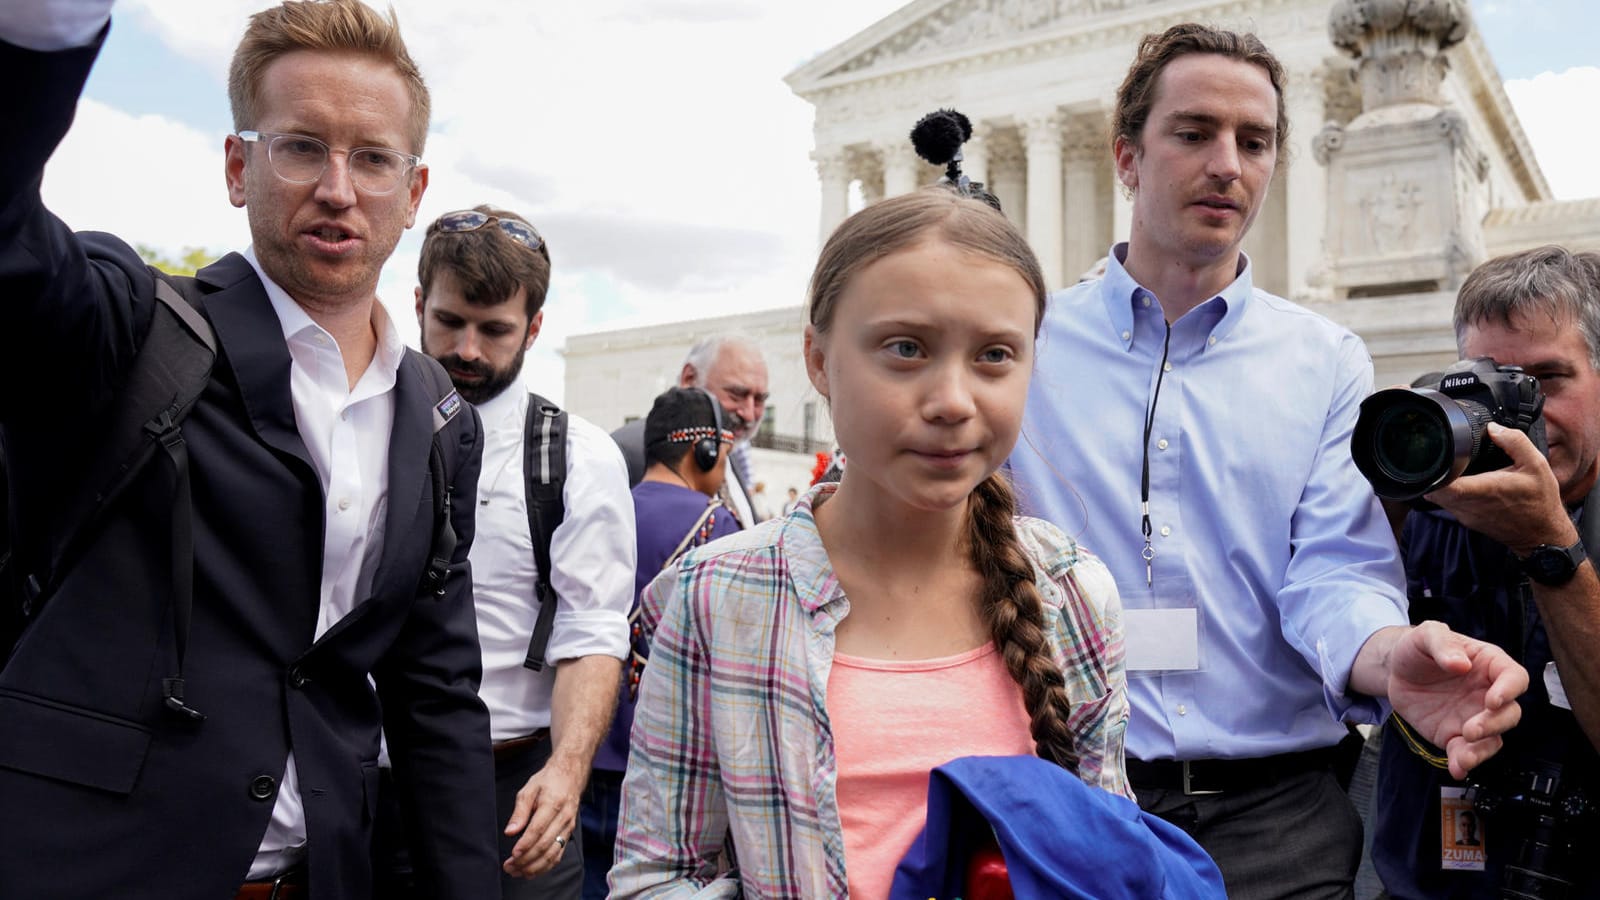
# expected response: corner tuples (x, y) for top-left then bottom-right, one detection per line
(565, 0), (1598, 460)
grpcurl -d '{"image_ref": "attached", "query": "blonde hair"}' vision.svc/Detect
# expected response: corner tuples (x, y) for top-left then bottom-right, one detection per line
(228, 0), (431, 155)
(808, 189), (1079, 769)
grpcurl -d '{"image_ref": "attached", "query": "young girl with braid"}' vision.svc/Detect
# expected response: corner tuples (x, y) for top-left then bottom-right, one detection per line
(609, 188), (1130, 898)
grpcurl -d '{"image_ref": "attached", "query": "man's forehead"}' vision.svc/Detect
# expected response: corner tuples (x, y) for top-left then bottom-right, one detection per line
(708, 345), (769, 385)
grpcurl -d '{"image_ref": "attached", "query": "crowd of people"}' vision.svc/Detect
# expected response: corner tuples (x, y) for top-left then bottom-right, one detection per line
(0, 1), (1594, 899)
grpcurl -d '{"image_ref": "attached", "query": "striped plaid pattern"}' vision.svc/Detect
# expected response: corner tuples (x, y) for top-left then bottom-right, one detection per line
(610, 483), (1129, 898)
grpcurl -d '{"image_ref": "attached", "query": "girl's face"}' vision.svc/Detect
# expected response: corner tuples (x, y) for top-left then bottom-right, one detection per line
(805, 237), (1037, 516)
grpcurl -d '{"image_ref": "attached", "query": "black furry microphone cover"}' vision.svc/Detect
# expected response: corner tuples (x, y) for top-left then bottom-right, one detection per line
(909, 108), (973, 166)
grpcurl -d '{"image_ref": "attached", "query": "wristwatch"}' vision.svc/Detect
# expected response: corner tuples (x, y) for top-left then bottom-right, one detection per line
(1517, 539), (1588, 587)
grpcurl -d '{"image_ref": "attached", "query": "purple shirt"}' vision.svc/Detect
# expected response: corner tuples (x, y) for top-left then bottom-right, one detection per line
(592, 480), (739, 772)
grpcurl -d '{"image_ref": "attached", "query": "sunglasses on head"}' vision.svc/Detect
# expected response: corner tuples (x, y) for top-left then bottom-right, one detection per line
(428, 210), (546, 256)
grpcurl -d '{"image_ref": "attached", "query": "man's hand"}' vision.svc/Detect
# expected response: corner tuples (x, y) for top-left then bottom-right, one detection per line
(1378, 622), (1529, 779)
(1425, 423), (1576, 555)
(501, 654), (621, 879)
(502, 754), (585, 879)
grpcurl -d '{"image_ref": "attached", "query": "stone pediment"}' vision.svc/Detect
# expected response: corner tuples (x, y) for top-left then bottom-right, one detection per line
(821, 0), (1153, 79)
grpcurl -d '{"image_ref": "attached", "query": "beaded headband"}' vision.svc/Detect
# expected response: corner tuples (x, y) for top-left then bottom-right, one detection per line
(666, 426), (733, 445)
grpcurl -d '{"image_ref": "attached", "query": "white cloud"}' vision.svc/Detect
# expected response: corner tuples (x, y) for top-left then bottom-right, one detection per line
(41, 99), (250, 255)
(1504, 67), (1600, 201)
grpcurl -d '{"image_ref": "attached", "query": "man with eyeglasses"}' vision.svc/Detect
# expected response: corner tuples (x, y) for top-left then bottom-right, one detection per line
(413, 206), (636, 898)
(0, 3), (499, 900)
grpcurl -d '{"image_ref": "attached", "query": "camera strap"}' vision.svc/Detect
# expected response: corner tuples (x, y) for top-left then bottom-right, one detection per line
(1139, 322), (1173, 587)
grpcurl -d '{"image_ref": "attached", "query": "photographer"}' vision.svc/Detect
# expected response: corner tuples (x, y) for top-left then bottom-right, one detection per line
(1372, 246), (1600, 899)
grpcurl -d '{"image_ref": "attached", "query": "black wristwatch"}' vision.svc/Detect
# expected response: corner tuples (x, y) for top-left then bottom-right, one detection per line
(1517, 539), (1588, 587)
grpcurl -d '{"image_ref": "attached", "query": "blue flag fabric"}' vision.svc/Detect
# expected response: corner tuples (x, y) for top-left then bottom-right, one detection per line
(891, 755), (1225, 900)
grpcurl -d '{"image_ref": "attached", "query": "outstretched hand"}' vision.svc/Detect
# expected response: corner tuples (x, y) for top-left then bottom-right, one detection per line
(1385, 621), (1529, 779)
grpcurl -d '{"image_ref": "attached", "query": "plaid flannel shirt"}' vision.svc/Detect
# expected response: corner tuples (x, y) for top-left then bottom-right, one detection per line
(610, 483), (1129, 898)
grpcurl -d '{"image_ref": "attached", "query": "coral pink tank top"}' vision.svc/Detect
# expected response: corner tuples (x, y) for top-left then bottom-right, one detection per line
(827, 642), (1035, 900)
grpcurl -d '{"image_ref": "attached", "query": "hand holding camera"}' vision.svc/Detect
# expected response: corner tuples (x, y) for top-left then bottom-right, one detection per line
(1354, 357), (1574, 554)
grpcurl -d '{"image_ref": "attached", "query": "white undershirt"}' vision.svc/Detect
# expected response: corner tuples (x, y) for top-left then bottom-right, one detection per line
(469, 386), (634, 741)
(244, 247), (405, 878)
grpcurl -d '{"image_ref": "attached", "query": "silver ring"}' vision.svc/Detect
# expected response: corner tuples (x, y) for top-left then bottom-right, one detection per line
(554, 834), (567, 850)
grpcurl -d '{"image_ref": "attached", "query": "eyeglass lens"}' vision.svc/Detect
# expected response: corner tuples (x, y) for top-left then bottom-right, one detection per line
(266, 134), (412, 194)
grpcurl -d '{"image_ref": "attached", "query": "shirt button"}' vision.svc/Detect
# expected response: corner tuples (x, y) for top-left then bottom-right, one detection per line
(1157, 439), (1169, 450)
(1163, 361), (1173, 373)
(337, 497), (352, 512)
(1207, 336), (1217, 346)
(1142, 296), (1152, 307)
(1177, 704), (1188, 716)
(340, 410), (350, 421)
(1160, 525), (1172, 537)
(249, 775), (277, 801)
(1121, 330), (1131, 341)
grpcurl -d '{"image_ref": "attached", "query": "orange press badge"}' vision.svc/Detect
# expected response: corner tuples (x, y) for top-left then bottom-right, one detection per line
(1440, 786), (1487, 871)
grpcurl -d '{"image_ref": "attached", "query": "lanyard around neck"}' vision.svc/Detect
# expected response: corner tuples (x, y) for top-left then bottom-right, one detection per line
(1140, 322), (1173, 587)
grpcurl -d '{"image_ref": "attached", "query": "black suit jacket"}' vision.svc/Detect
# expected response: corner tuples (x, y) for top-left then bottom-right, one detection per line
(0, 32), (500, 900)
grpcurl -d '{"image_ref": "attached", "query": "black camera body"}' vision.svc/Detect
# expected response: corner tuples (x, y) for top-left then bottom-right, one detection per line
(1470, 759), (1598, 899)
(1352, 357), (1546, 502)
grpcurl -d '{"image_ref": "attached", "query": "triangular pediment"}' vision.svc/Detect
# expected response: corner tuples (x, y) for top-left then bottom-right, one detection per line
(790, 0), (1159, 88)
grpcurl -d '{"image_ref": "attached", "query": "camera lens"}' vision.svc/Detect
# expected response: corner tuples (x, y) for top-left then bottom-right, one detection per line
(1370, 404), (1450, 484)
(1352, 388), (1484, 501)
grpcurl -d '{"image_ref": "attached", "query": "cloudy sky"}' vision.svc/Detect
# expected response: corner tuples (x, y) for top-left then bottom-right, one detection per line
(37, 0), (1600, 403)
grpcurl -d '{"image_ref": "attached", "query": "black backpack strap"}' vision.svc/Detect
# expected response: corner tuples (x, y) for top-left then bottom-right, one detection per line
(16, 277), (216, 717)
(416, 361), (463, 599)
(522, 392), (568, 671)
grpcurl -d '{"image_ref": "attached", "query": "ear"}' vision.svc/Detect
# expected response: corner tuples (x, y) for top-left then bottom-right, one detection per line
(413, 285), (426, 327)
(1113, 134), (1139, 193)
(524, 309), (544, 351)
(803, 324), (829, 399)
(225, 134), (248, 209)
(679, 362), (698, 388)
(403, 164), (430, 229)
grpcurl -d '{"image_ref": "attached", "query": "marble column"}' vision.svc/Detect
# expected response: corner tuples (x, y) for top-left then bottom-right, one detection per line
(987, 131), (1027, 228)
(1022, 112), (1065, 289)
(1062, 125), (1105, 284)
(964, 122), (991, 190)
(1285, 67), (1328, 302)
(880, 140), (922, 197)
(814, 148), (851, 246)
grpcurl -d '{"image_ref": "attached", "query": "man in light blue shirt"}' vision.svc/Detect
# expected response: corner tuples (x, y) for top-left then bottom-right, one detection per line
(1010, 23), (1528, 899)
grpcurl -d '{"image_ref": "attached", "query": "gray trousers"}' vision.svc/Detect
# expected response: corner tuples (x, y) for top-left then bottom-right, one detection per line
(497, 733), (583, 900)
(1137, 768), (1365, 900)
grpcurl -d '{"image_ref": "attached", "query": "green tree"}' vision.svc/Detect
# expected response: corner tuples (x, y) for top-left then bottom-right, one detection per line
(136, 244), (217, 277)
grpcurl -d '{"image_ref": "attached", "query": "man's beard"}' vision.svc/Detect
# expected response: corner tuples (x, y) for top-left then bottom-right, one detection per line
(723, 408), (751, 442)
(436, 347), (527, 405)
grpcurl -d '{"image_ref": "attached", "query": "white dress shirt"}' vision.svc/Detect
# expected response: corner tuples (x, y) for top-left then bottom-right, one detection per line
(469, 386), (634, 741)
(243, 247), (406, 878)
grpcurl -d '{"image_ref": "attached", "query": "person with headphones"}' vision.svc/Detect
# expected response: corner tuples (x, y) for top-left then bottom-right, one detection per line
(578, 387), (741, 897)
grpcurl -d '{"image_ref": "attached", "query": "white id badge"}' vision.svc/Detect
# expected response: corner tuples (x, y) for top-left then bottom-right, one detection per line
(1439, 786), (1487, 871)
(1124, 608), (1200, 673)
(1545, 661), (1572, 711)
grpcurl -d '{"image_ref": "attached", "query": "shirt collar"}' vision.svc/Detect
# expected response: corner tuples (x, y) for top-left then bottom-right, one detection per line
(1098, 243), (1255, 351)
(780, 482), (846, 616)
(243, 245), (406, 381)
(473, 380), (528, 430)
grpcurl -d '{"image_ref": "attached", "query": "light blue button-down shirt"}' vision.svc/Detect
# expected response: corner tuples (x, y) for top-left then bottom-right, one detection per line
(1010, 244), (1408, 762)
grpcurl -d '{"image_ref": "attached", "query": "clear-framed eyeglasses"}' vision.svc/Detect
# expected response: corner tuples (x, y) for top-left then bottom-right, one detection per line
(236, 130), (422, 195)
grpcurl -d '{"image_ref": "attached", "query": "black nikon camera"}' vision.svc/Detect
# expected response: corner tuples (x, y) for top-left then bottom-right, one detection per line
(1470, 759), (1598, 899)
(1352, 357), (1546, 502)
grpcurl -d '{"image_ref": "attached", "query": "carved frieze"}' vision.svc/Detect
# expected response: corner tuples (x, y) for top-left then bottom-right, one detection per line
(831, 0), (1142, 76)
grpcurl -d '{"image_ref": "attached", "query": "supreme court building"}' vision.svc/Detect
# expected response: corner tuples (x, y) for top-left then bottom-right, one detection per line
(564, 0), (1598, 470)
